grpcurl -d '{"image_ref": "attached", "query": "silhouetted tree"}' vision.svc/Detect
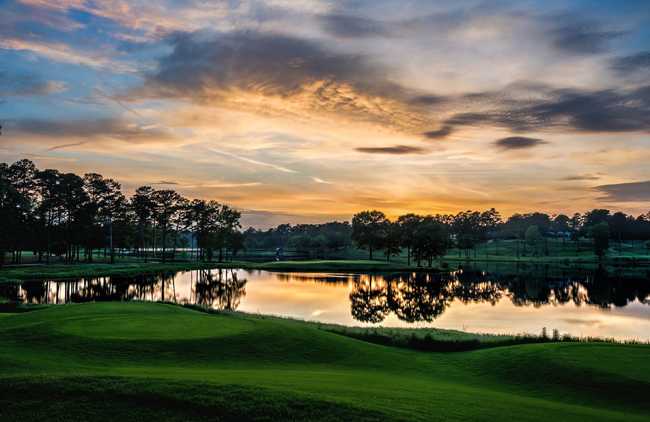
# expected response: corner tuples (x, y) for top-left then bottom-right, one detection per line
(351, 210), (389, 260)
(589, 222), (610, 260)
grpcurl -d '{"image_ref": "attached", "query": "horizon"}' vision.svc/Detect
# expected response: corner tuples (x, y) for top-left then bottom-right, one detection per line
(2, 0), (650, 227)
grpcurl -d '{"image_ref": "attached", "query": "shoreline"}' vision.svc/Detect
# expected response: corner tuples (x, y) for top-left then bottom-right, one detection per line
(2, 257), (649, 284)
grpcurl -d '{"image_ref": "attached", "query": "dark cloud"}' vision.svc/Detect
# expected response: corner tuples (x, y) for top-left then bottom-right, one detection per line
(560, 318), (601, 326)
(423, 126), (453, 140)
(129, 27), (650, 136)
(494, 136), (547, 150)
(445, 84), (650, 133)
(558, 174), (602, 181)
(126, 31), (431, 130)
(47, 141), (88, 151)
(355, 145), (426, 155)
(410, 95), (445, 106)
(319, 14), (387, 38)
(552, 22), (627, 55)
(592, 180), (650, 202)
(153, 180), (179, 185)
(0, 70), (66, 97)
(140, 31), (400, 99)
(12, 118), (175, 142)
(611, 52), (650, 74)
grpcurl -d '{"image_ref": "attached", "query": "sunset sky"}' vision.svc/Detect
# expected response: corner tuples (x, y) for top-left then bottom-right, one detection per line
(2, 0), (650, 227)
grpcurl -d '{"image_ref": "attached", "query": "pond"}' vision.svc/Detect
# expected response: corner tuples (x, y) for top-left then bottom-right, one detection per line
(2, 263), (649, 340)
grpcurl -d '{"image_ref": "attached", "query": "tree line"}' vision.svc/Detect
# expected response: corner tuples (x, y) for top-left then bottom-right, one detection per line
(0, 159), (244, 268)
(244, 222), (353, 252)
(3, 158), (650, 268)
(350, 207), (650, 264)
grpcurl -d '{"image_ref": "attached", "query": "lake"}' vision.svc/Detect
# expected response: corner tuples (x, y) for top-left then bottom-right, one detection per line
(2, 263), (649, 340)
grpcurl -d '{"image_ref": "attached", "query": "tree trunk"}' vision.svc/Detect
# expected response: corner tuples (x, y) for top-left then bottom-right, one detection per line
(109, 216), (114, 264)
(152, 221), (156, 258)
(162, 222), (167, 263)
(172, 219), (180, 261)
(369, 245), (373, 260)
(47, 209), (52, 265)
(67, 208), (72, 265)
(140, 220), (146, 262)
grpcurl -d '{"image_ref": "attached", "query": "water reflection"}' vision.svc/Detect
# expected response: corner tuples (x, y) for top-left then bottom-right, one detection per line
(2, 269), (247, 311)
(2, 264), (649, 338)
(193, 269), (247, 310)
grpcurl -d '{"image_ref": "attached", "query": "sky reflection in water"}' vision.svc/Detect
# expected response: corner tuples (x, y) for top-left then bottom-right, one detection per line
(4, 265), (649, 340)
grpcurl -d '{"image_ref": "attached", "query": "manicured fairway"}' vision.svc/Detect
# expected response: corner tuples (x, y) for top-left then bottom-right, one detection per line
(0, 302), (648, 421)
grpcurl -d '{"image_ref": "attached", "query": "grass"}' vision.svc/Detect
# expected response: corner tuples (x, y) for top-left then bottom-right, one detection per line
(0, 260), (445, 284)
(254, 259), (442, 273)
(0, 259), (248, 283)
(179, 302), (649, 352)
(329, 238), (650, 266)
(0, 301), (648, 421)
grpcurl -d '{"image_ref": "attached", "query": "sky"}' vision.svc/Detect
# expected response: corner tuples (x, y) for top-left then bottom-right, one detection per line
(1, 0), (650, 228)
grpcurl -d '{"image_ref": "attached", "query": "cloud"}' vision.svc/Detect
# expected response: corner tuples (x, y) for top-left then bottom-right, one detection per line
(318, 14), (387, 38)
(153, 180), (179, 185)
(592, 180), (650, 202)
(611, 52), (650, 74)
(560, 318), (601, 326)
(411, 95), (445, 106)
(311, 176), (332, 184)
(185, 182), (263, 188)
(0, 38), (137, 73)
(355, 145), (427, 155)
(209, 149), (298, 173)
(551, 21), (627, 55)
(46, 141), (88, 151)
(29, 155), (77, 162)
(128, 31), (427, 132)
(16, 0), (229, 40)
(444, 83), (650, 133)
(494, 136), (547, 150)
(423, 126), (453, 140)
(557, 174), (602, 181)
(0, 70), (67, 97)
(12, 118), (176, 143)
(570, 147), (650, 165)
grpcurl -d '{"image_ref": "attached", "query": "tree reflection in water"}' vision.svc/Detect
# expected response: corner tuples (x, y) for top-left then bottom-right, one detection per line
(193, 268), (247, 310)
(1, 264), (648, 325)
(2, 269), (247, 311)
(348, 264), (650, 324)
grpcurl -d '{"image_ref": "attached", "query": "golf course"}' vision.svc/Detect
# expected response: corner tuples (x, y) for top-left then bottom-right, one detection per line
(1, 301), (648, 421)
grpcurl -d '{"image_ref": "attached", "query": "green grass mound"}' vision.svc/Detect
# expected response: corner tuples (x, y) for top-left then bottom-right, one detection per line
(0, 302), (648, 421)
(56, 314), (255, 340)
